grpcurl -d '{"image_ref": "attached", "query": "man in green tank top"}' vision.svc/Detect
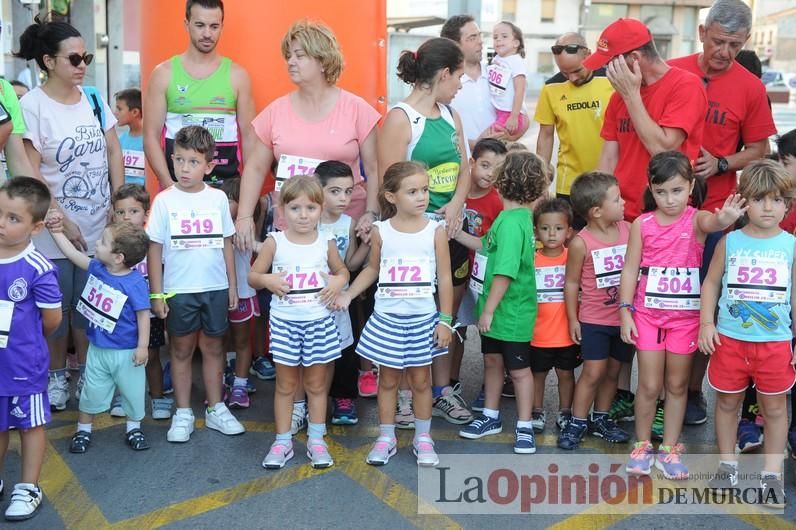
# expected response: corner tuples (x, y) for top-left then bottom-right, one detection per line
(144, 0), (255, 189)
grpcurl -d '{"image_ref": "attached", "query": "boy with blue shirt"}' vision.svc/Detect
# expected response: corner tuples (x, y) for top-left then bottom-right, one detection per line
(50, 220), (152, 453)
(114, 88), (145, 186)
(0, 177), (62, 521)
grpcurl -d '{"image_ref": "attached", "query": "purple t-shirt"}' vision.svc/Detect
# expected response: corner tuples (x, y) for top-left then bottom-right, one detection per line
(0, 243), (61, 396)
(80, 259), (150, 349)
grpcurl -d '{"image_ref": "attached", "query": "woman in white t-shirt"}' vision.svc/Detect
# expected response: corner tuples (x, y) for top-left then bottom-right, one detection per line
(15, 17), (124, 411)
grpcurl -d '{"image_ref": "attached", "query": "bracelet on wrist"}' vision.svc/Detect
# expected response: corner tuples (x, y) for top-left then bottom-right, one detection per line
(438, 312), (454, 324)
(365, 210), (380, 220)
(618, 302), (636, 313)
(149, 293), (175, 300)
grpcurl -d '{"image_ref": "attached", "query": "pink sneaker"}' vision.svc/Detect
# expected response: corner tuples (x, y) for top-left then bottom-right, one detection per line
(413, 433), (439, 467)
(358, 370), (378, 398)
(228, 385), (250, 409)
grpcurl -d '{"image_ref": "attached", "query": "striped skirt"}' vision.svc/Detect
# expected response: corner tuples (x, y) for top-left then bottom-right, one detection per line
(356, 312), (447, 369)
(269, 315), (342, 367)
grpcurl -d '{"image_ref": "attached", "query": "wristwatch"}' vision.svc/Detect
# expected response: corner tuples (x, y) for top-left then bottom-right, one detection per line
(717, 157), (729, 173)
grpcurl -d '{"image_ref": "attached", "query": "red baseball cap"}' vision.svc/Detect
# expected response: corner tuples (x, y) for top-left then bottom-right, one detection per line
(582, 18), (652, 70)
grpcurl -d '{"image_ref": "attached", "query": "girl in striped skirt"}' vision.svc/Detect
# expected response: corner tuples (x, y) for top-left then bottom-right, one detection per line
(334, 161), (455, 467)
(248, 175), (350, 470)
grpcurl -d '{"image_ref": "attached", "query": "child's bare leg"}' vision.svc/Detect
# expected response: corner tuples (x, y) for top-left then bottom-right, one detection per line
(304, 363), (330, 425)
(19, 427), (46, 484)
(715, 391), (744, 461)
(532, 371), (547, 410)
(758, 393), (788, 475)
(170, 333), (198, 408)
(555, 368), (576, 411)
(274, 365), (299, 434)
(662, 351), (693, 446)
(198, 333), (224, 407)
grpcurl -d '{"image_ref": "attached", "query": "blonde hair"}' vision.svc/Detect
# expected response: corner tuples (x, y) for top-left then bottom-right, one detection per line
(280, 19), (344, 84)
(737, 159), (792, 200)
(279, 174), (324, 207)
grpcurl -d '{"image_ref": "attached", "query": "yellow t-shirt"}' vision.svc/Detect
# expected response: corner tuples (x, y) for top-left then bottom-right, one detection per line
(534, 69), (614, 196)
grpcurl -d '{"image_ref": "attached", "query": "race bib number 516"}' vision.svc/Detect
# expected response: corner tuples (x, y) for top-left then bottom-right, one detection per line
(76, 275), (128, 333)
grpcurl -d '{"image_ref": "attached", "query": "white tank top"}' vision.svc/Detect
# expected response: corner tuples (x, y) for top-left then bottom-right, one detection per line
(233, 247), (255, 300)
(374, 218), (438, 315)
(269, 231), (332, 321)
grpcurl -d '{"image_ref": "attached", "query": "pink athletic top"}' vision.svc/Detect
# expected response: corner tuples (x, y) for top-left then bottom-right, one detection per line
(633, 206), (704, 323)
(576, 221), (630, 326)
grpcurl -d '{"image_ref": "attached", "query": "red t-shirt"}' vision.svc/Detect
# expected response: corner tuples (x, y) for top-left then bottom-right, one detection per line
(464, 188), (503, 237)
(668, 55), (776, 211)
(601, 67), (707, 221)
(781, 201), (796, 234)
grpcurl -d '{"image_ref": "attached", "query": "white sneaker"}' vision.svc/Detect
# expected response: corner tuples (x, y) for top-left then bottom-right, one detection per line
(167, 409), (195, 443)
(151, 397), (173, 420)
(4, 483), (42, 521)
(47, 373), (69, 411)
(205, 402), (245, 435)
(307, 438), (334, 469)
(262, 441), (294, 469)
(290, 404), (308, 435)
(109, 395), (126, 417)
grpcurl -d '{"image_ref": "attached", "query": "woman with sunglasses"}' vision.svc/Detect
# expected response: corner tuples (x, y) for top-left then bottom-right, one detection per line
(14, 16), (124, 413)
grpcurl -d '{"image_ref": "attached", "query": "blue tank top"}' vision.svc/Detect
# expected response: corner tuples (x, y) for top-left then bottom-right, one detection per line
(717, 230), (795, 342)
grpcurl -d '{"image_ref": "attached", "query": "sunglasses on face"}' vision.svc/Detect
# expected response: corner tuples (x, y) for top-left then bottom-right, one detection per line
(55, 52), (94, 67)
(551, 44), (586, 55)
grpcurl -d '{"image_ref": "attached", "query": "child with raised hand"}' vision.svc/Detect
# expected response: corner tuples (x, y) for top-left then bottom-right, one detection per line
(249, 175), (349, 470)
(488, 21), (528, 136)
(619, 151), (747, 480)
(50, 218), (151, 453)
(529, 198), (579, 433)
(334, 161), (453, 467)
(0, 177), (61, 521)
(147, 126), (244, 443)
(701, 160), (795, 508)
(456, 151), (547, 454)
(557, 172), (633, 452)
(108, 185), (172, 420)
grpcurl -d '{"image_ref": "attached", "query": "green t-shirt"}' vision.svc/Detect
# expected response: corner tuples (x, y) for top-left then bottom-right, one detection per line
(0, 79), (26, 134)
(476, 207), (537, 342)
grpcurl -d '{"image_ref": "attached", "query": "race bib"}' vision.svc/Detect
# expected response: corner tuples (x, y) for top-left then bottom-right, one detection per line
(169, 210), (224, 250)
(727, 256), (789, 303)
(536, 265), (565, 303)
(273, 263), (326, 307)
(376, 257), (433, 299)
(76, 275), (128, 333)
(275, 154), (325, 192)
(644, 267), (700, 310)
(123, 149), (145, 177)
(0, 300), (12, 348)
(591, 245), (626, 289)
(487, 63), (511, 95)
(469, 252), (488, 295)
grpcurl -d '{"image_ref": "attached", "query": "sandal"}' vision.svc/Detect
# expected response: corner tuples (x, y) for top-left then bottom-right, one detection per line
(69, 431), (92, 453)
(125, 428), (150, 451)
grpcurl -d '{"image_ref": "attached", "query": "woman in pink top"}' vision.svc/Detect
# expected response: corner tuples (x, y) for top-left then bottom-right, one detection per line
(618, 151), (746, 480)
(235, 20), (380, 248)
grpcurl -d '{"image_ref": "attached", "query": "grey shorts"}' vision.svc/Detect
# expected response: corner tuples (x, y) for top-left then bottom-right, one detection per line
(51, 257), (90, 337)
(166, 289), (229, 337)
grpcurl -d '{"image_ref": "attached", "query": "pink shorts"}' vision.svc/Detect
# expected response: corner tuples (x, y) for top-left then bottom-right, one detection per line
(707, 334), (796, 395)
(633, 311), (698, 354)
(493, 110), (527, 133)
(229, 296), (261, 323)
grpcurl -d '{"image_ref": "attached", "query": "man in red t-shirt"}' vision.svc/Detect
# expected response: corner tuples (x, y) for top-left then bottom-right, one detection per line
(669, 1), (775, 212)
(585, 18), (707, 221)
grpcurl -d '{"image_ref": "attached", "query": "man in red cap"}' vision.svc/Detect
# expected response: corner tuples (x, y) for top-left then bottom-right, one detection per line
(590, 18), (707, 221)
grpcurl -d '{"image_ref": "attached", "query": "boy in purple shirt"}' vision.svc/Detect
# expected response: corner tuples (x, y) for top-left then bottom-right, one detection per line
(0, 177), (62, 521)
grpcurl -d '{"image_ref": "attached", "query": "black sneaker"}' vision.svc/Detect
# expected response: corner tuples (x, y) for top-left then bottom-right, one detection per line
(760, 475), (786, 509)
(707, 463), (738, 495)
(684, 391), (707, 425)
(557, 420), (587, 450)
(501, 378), (515, 398)
(588, 414), (630, 443)
(69, 431), (91, 454)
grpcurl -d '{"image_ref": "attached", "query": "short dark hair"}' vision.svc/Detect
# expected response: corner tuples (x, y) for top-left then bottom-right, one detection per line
(314, 160), (354, 187)
(107, 222), (149, 268)
(112, 184), (150, 211)
(221, 177), (261, 221)
(533, 197), (573, 227)
(440, 15), (475, 42)
(777, 129), (796, 160)
(9, 80), (29, 90)
(0, 176), (51, 222)
(114, 88), (141, 112)
(494, 151), (548, 204)
(735, 49), (762, 79)
(397, 37), (463, 87)
(174, 125), (215, 162)
(472, 138), (507, 160)
(569, 171), (618, 219)
(185, 0), (224, 21)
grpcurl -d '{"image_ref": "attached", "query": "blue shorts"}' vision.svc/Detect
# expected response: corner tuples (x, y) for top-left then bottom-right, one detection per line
(580, 322), (635, 362)
(0, 393), (50, 431)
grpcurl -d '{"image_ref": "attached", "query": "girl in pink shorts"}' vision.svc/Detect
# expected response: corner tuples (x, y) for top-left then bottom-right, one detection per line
(618, 151), (747, 479)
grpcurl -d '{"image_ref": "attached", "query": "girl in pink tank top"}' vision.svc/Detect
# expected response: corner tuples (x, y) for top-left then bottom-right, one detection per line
(618, 151), (748, 481)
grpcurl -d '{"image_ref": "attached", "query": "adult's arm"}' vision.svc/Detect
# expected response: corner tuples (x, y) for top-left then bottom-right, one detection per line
(377, 109), (412, 180)
(536, 124), (555, 167)
(354, 127), (379, 236)
(437, 108), (472, 237)
(143, 62), (174, 189)
(4, 135), (35, 177)
(235, 138), (274, 251)
(695, 139), (768, 179)
(105, 127), (124, 194)
(597, 140), (619, 174)
(231, 63), (257, 166)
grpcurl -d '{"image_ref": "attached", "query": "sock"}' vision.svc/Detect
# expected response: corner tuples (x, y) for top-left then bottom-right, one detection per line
(432, 385), (445, 399)
(483, 408), (500, 420)
(720, 460), (738, 469)
(359, 369), (371, 376)
(275, 431), (292, 445)
(226, 351), (236, 363)
(126, 420), (141, 433)
(414, 417), (431, 437)
(516, 420), (533, 430)
(591, 410), (608, 421)
(293, 400), (307, 411)
(571, 416), (587, 426)
(233, 376), (248, 388)
(307, 421), (326, 440)
(379, 424), (396, 439)
(176, 407), (193, 417)
(77, 422), (92, 433)
(761, 470), (781, 479)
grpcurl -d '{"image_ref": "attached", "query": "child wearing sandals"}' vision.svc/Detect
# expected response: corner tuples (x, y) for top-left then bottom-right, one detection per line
(334, 161), (454, 467)
(49, 220), (152, 453)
